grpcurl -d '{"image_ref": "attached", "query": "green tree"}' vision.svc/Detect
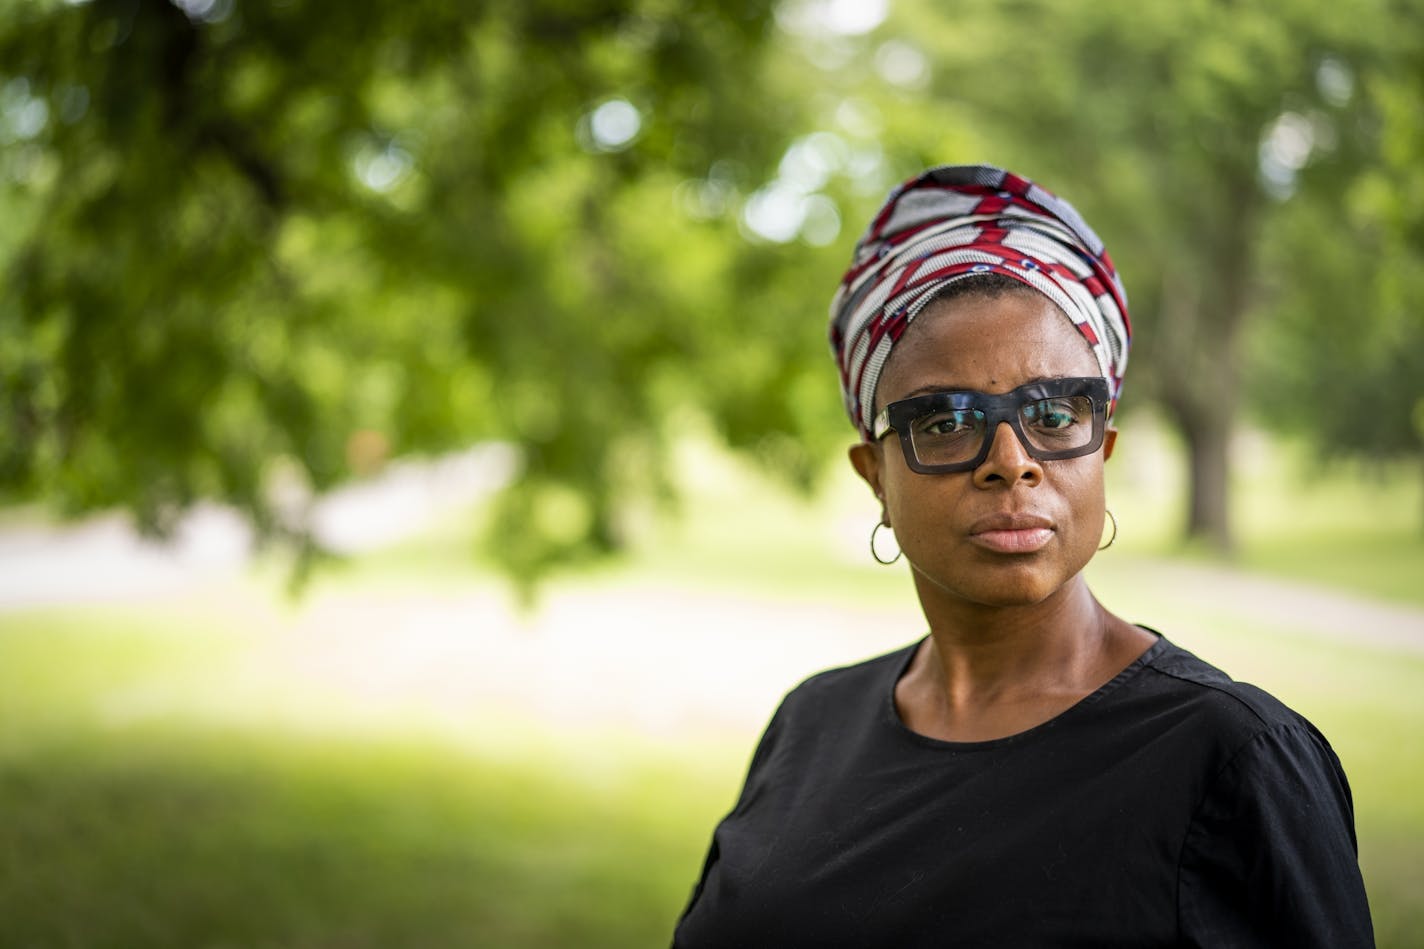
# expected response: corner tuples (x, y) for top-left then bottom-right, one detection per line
(1251, 44), (1424, 517)
(0, 0), (848, 585)
(5, 0), (1419, 581)
(873, 0), (1419, 550)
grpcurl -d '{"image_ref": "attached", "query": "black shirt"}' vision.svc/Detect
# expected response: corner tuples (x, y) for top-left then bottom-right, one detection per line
(673, 634), (1373, 947)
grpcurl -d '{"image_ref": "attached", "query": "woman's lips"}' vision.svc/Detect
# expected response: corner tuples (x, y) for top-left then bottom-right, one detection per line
(971, 527), (1054, 553)
(969, 514), (1054, 553)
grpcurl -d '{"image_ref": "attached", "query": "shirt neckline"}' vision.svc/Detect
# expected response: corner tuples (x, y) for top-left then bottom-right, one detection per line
(882, 627), (1170, 752)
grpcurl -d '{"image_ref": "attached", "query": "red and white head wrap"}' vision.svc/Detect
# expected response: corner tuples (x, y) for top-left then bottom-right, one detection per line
(829, 164), (1131, 440)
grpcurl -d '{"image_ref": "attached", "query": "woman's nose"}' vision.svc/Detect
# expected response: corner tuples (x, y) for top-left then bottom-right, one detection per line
(972, 421), (1044, 488)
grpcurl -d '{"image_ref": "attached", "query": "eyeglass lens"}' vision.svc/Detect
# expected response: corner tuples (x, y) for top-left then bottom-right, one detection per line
(907, 396), (1096, 466)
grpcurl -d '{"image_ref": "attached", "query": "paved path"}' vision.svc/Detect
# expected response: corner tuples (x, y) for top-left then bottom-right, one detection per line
(1096, 557), (1424, 656)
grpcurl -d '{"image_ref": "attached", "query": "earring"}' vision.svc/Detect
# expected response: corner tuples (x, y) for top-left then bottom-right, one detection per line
(1098, 508), (1118, 550)
(870, 521), (902, 565)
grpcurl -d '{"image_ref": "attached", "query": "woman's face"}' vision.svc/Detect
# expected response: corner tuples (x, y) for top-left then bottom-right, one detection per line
(849, 290), (1116, 610)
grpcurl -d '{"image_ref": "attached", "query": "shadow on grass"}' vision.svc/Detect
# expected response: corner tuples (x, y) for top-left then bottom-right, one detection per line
(3, 723), (1421, 948)
(0, 729), (722, 949)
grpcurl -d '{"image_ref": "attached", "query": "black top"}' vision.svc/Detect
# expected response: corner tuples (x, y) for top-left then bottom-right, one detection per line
(672, 634), (1374, 948)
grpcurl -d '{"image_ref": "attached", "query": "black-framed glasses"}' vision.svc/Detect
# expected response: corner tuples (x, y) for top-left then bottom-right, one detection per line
(872, 377), (1109, 474)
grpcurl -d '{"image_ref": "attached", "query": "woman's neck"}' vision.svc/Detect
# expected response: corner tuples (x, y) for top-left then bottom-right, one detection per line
(895, 573), (1153, 742)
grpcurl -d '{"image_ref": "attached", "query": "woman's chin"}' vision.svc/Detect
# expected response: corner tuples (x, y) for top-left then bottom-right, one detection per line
(909, 559), (1079, 610)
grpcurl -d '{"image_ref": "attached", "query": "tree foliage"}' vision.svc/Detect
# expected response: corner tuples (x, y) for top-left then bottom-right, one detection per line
(2, 0), (1420, 582)
(1251, 31), (1424, 475)
(0, 0), (851, 584)
(875, 0), (1423, 548)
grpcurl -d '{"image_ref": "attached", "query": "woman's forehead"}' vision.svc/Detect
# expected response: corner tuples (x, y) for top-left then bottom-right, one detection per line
(878, 292), (1100, 400)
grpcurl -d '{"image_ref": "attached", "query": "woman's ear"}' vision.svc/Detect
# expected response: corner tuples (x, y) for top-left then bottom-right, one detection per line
(1103, 427), (1118, 461)
(848, 441), (887, 515)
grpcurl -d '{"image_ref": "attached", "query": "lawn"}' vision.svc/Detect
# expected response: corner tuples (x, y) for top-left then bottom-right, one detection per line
(2, 587), (1421, 947)
(1, 433), (1421, 947)
(0, 604), (742, 949)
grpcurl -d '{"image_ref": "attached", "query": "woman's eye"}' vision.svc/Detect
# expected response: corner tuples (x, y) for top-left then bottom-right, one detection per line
(918, 411), (979, 436)
(1024, 399), (1082, 430)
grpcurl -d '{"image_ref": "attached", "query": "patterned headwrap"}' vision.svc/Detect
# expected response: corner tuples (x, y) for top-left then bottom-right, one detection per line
(829, 164), (1131, 440)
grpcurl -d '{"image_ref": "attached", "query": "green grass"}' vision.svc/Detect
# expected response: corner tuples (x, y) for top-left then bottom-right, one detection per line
(0, 607), (744, 949)
(2, 576), (1422, 946)
(0, 734), (736, 949)
(1, 431), (1421, 947)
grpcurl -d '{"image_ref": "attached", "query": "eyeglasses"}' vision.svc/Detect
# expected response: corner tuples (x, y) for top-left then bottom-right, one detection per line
(872, 377), (1109, 474)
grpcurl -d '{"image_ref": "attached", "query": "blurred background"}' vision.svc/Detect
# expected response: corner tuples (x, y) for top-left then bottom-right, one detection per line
(1, 0), (1422, 945)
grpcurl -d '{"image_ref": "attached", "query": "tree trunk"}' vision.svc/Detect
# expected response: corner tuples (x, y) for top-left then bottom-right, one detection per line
(1176, 408), (1235, 552)
(1144, 170), (1260, 555)
(1149, 264), (1240, 554)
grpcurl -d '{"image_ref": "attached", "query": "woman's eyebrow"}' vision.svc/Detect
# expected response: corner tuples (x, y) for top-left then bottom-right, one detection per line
(897, 384), (977, 400)
(896, 377), (1060, 400)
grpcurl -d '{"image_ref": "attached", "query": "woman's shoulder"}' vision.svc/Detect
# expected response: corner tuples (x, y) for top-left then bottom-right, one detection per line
(1133, 632), (1328, 749)
(1150, 636), (1372, 946)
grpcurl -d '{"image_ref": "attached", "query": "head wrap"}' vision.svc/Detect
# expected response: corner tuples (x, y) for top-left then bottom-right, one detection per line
(829, 164), (1131, 440)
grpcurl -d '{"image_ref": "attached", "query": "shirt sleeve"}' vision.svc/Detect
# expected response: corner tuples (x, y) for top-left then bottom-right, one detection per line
(1177, 721), (1375, 948)
(670, 699), (787, 945)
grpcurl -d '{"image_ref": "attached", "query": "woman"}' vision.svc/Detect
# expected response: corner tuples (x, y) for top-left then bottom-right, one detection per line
(671, 165), (1373, 947)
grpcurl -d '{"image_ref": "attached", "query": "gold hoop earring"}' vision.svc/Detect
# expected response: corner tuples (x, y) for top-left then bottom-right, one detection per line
(870, 521), (902, 565)
(1098, 508), (1118, 550)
